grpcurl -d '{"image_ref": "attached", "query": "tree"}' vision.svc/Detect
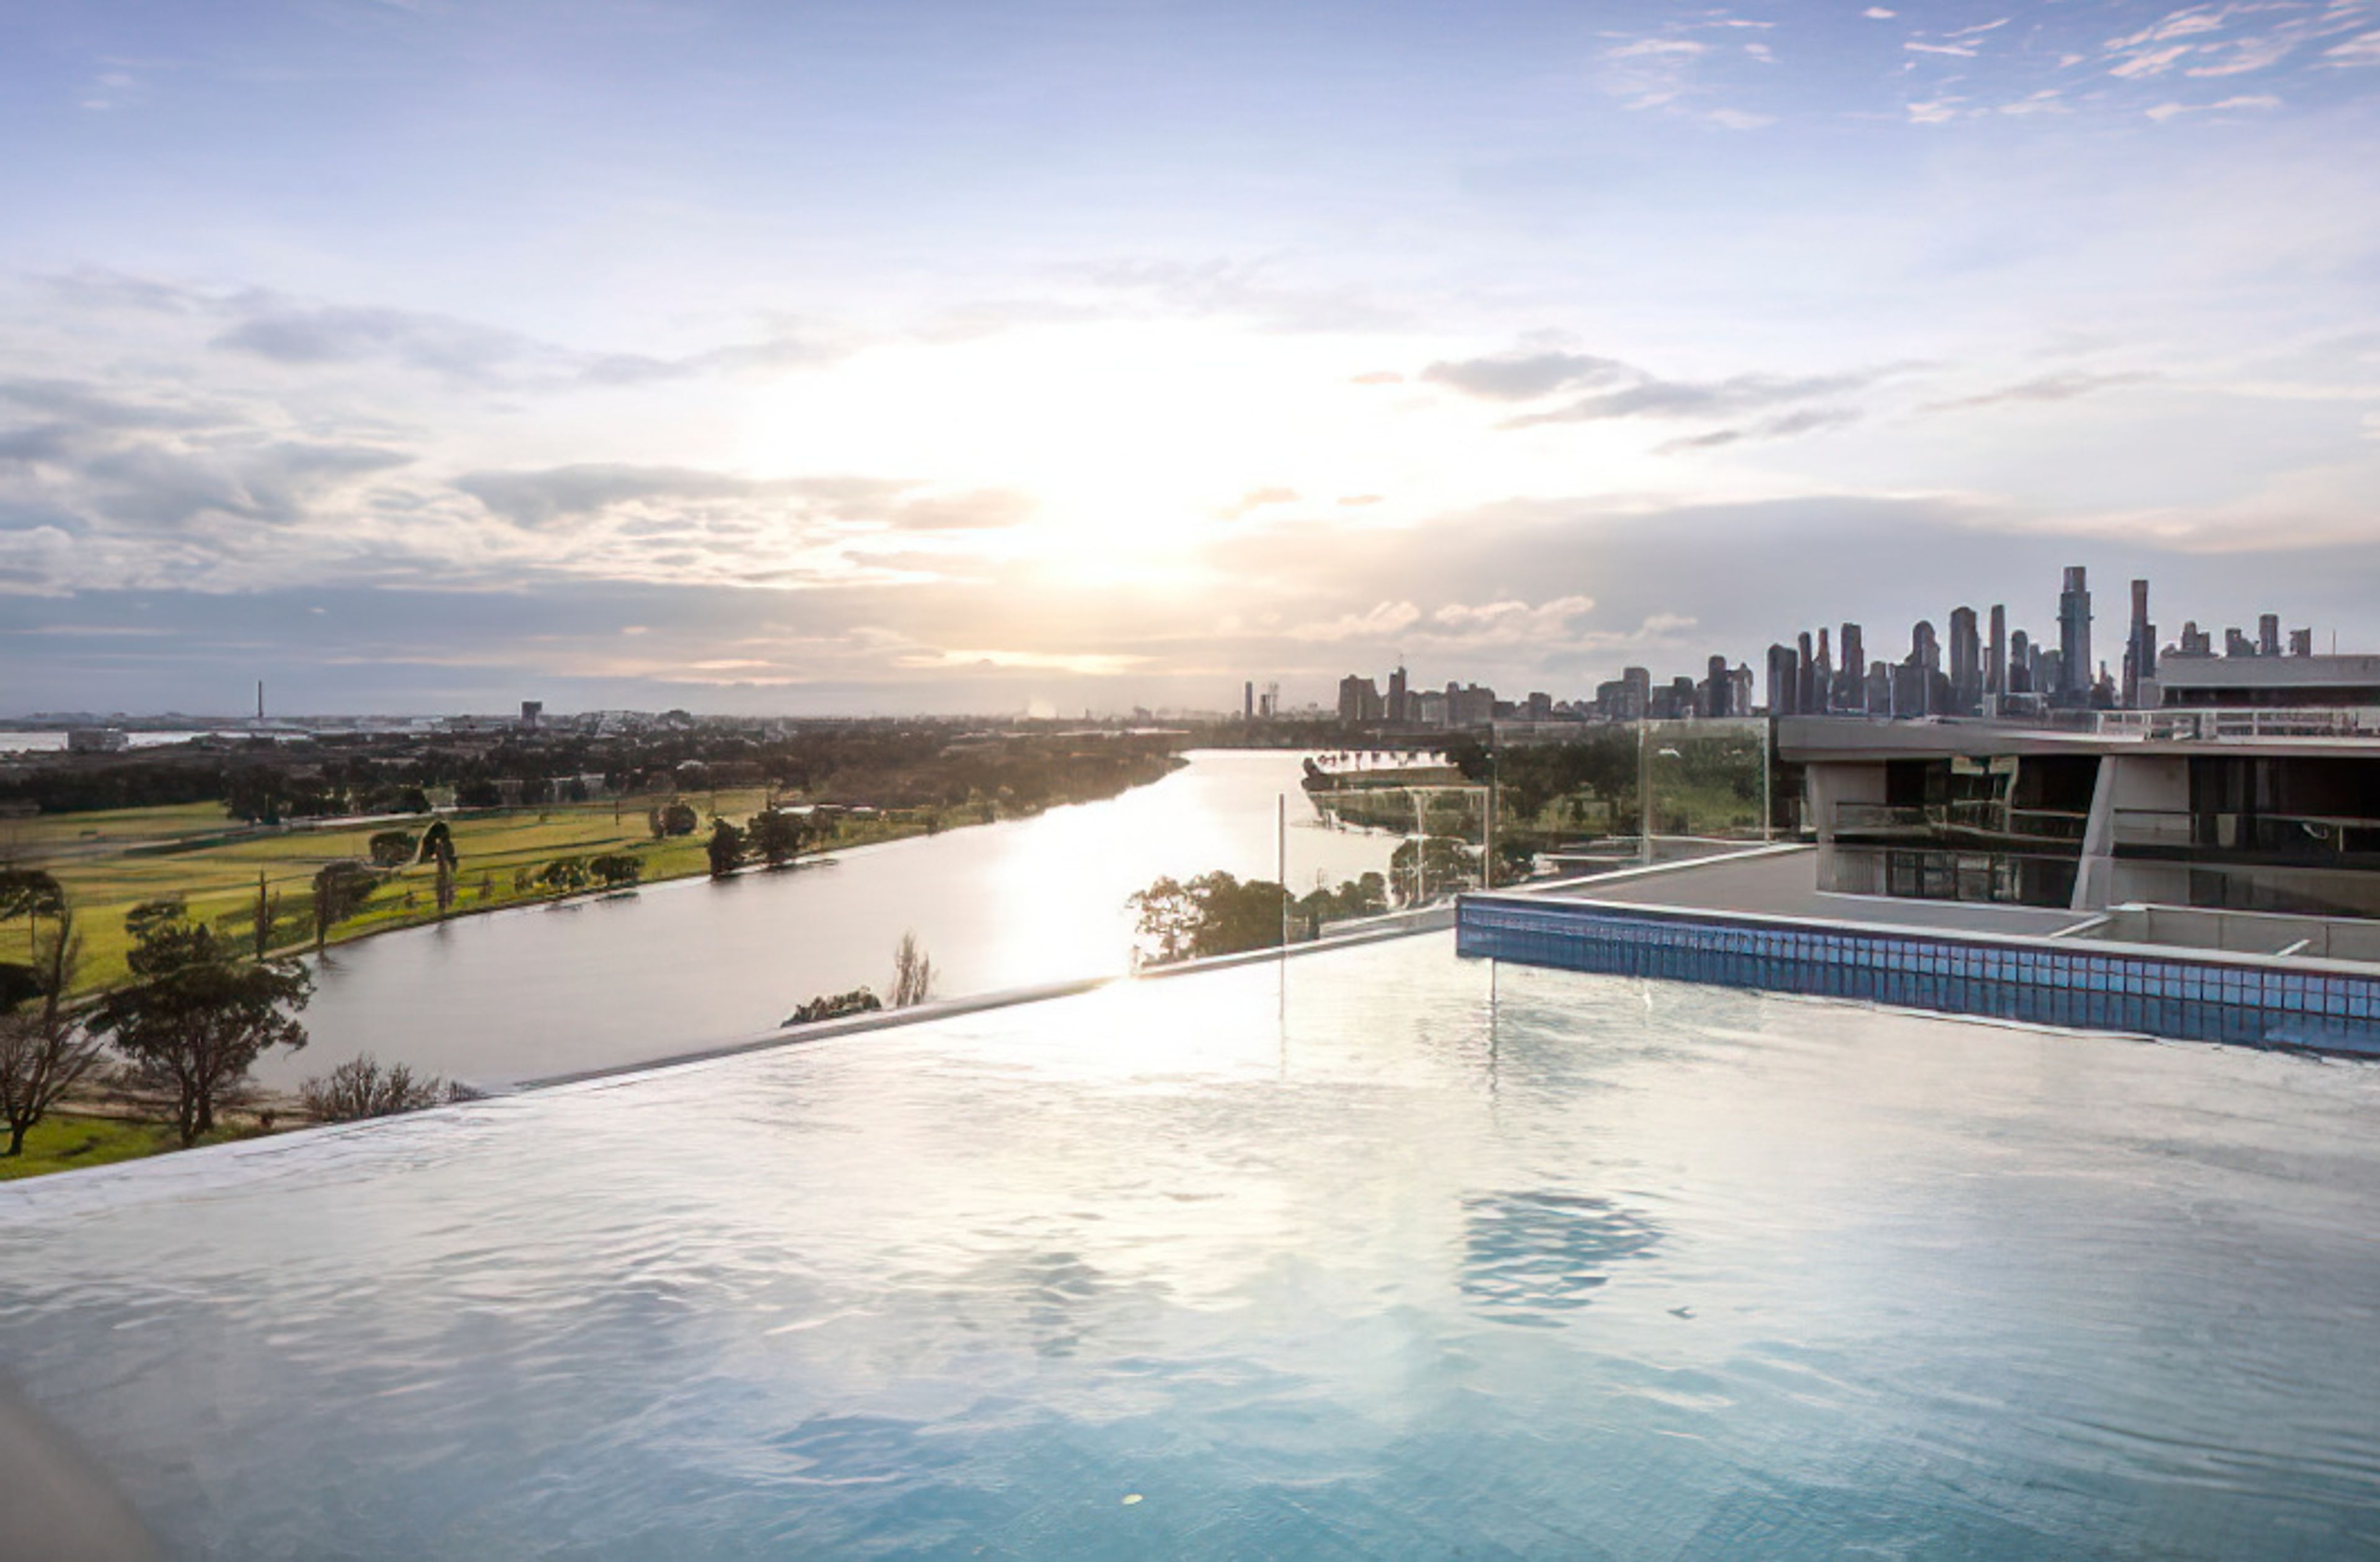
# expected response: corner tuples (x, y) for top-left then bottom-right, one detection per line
(589, 852), (643, 888)
(1291, 872), (1390, 937)
(368, 829), (418, 868)
(251, 871), (284, 958)
(299, 1053), (447, 1121)
(747, 807), (807, 867)
(706, 818), (747, 877)
(92, 915), (311, 1146)
(538, 857), (590, 892)
(0, 868), (64, 960)
(1128, 871), (1291, 966)
(785, 988), (882, 1026)
(417, 819), (457, 869)
(1390, 836), (1476, 906)
(456, 779), (504, 810)
(434, 857), (457, 916)
(0, 905), (104, 1157)
(311, 862), (379, 951)
(891, 932), (935, 1007)
(662, 800), (700, 837)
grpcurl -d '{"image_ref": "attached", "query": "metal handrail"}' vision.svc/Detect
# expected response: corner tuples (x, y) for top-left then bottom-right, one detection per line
(1834, 802), (2089, 841)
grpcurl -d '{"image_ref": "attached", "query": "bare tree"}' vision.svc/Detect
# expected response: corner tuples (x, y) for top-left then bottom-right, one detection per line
(891, 931), (935, 1008)
(299, 1054), (448, 1121)
(0, 906), (105, 1157)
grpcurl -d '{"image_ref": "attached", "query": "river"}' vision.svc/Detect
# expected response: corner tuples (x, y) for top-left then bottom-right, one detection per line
(260, 750), (1406, 1092)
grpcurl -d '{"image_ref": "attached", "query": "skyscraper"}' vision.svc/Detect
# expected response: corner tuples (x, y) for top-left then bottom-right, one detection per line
(1706, 654), (1732, 718)
(1796, 630), (1816, 715)
(2259, 613), (2281, 658)
(1986, 605), (2006, 701)
(1949, 606), (1980, 714)
(1812, 628), (1833, 715)
(1767, 644), (1799, 717)
(2058, 565), (2092, 704)
(1906, 621), (1940, 716)
(1839, 623), (1865, 712)
(2122, 579), (2156, 709)
(1622, 666), (1651, 721)
(1387, 665), (1408, 724)
(2008, 629), (2032, 695)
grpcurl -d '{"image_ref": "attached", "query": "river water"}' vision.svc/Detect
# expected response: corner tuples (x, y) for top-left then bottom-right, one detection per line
(263, 750), (1401, 1092)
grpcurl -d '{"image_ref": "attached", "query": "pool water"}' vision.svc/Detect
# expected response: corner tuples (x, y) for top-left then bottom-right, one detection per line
(6, 936), (2380, 1557)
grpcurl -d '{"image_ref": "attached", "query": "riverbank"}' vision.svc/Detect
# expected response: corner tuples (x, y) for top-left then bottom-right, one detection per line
(2, 749), (1400, 1181)
(9, 751), (1184, 995)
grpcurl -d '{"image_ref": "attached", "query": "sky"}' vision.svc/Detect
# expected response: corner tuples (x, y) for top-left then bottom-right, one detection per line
(3, 0), (2379, 717)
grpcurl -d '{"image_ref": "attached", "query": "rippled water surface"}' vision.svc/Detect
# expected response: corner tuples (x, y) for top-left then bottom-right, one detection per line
(8, 938), (2380, 1557)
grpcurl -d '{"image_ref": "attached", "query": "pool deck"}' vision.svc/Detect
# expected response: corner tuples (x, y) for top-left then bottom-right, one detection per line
(1538, 845), (2086, 938)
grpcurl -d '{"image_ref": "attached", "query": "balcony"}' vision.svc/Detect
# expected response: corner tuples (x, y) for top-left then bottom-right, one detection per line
(1833, 801), (2089, 847)
(2114, 809), (2380, 868)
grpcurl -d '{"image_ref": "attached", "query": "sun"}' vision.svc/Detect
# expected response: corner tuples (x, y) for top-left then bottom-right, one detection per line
(736, 319), (1445, 584)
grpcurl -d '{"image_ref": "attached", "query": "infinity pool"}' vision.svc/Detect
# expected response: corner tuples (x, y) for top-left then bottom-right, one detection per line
(6, 936), (2380, 1557)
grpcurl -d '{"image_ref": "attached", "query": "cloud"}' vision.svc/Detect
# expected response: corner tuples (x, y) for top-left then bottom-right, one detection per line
(1222, 486), (1300, 519)
(1606, 38), (1708, 60)
(1426, 594), (1598, 645)
(0, 377), (220, 433)
(1420, 351), (1636, 402)
(2110, 43), (2195, 79)
(453, 461), (1027, 540)
(1501, 369), (1884, 428)
(454, 464), (778, 526)
(1286, 600), (1422, 642)
(1337, 494), (1384, 508)
(1864, 7), (1896, 16)
(1921, 370), (2161, 413)
(1655, 407), (1862, 454)
(212, 304), (544, 380)
(2146, 94), (2282, 120)
(1348, 371), (1404, 386)
(2326, 30), (2380, 66)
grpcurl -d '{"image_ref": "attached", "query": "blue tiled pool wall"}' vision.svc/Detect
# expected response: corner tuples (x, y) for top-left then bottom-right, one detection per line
(1458, 899), (2380, 1057)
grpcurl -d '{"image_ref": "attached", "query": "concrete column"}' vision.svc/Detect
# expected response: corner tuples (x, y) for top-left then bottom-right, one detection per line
(2072, 755), (2118, 911)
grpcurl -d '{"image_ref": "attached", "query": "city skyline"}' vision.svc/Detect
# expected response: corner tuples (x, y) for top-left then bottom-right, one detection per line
(6, 1), (2380, 714)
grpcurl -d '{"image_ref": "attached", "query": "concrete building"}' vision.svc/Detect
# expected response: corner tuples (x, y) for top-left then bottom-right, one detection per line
(2157, 655), (2380, 708)
(1338, 675), (1384, 725)
(1787, 715), (2380, 917)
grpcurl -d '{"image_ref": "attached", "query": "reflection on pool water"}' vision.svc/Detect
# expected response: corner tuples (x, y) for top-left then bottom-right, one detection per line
(7, 936), (2380, 1557)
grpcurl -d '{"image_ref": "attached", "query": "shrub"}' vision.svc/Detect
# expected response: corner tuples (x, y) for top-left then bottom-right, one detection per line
(300, 1054), (449, 1121)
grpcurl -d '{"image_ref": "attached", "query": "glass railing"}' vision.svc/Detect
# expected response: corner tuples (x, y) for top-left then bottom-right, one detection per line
(1833, 802), (2089, 842)
(2091, 708), (2380, 741)
(2113, 809), (2380, 860)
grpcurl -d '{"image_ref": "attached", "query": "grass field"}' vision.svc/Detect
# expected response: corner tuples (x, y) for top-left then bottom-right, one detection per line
(0, 1113), (235, 1181)
(0, 788), (980, 993)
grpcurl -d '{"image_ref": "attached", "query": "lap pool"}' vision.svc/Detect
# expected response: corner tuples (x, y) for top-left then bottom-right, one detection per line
(6, 935), (2380, 1557)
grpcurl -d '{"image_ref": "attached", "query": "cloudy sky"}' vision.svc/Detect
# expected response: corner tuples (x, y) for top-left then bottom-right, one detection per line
(4, 0), (2379, 716)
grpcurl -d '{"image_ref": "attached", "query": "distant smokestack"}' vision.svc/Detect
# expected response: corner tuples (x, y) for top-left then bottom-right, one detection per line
(257, 680), (265, 722)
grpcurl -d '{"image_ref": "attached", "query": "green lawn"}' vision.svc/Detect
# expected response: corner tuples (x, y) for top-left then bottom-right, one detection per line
(7, 788), (989, 992)
(0, 1113), (208, 1180)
